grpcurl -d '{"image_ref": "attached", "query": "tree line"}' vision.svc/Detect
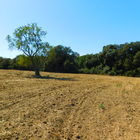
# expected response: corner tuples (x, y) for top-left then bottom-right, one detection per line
(1, 42), (140, 77)
(78, 42), (140, 77)
(1, 23), (140, 77)
(0, 45), (79, 73)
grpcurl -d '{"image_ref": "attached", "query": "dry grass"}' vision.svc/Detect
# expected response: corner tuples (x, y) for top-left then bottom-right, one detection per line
(0, 70), (140, 140)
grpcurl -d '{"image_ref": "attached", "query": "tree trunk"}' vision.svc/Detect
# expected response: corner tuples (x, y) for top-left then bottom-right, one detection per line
(30, 57), (41, 77)
(35, 69), (40, 77)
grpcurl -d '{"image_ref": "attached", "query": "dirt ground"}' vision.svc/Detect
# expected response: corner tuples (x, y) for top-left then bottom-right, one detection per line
(0, 70), (140, 140)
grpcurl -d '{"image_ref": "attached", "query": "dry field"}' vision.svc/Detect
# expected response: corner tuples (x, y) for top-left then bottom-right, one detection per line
(0, 70), (140, 140)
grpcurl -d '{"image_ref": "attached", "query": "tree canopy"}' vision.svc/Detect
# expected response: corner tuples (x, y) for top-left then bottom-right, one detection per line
(45, 45), (79, 73)
(6, 23), (50, 76)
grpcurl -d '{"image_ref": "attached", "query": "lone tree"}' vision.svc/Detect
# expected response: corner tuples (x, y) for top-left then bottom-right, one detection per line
(6, 23), (50, 76)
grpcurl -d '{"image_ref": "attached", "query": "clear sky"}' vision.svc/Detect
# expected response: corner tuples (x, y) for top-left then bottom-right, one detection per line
(0, 0), (140, 58)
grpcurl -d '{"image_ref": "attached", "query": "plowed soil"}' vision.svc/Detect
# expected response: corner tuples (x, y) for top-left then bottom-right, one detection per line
(0, 70), (140, 140)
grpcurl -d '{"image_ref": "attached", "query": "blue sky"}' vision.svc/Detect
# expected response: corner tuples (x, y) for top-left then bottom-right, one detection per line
(0, 0), (140, 58)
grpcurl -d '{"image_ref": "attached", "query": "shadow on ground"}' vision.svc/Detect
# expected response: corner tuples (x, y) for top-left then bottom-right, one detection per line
(30, 75), (77, 81)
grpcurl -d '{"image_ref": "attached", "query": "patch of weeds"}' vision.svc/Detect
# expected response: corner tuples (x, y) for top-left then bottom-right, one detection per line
(99, 103), (105, 110)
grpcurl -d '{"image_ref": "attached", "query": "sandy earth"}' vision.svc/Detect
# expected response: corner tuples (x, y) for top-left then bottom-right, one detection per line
(0, 70), (140, 140)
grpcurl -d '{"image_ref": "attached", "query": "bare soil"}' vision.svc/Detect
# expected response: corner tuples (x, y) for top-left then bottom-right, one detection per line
(0, 70), (140, 140)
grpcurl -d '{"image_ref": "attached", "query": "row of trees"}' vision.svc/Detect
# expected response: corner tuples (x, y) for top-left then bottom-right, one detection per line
(78, 42), (140, 76)
(2, 42), (140, 77)
(1, 23), (140, 77)
(0, 45), (79, 73)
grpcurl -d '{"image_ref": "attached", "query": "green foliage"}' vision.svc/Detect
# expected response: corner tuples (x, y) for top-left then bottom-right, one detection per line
(45, 45), (79, 73)
(133, 51), (140, 67)
(107, 68), (117, 76)
(79, 68), (91, 74)
(6, 23), (50, 76)
(99, 103), (105, 110)
(0, 57), (12, 69)
(17, 55), (31, 67)
(77, 42), (140, 77)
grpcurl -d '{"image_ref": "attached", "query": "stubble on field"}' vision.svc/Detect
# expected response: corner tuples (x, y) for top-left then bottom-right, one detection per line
(0, 70), (140, 140)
